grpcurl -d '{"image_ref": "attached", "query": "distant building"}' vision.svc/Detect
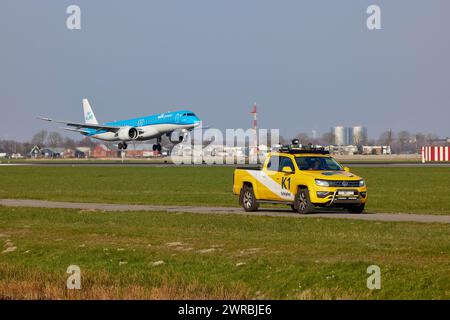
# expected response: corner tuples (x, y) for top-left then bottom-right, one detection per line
(363, 146), (391, 155)
(352, 126), (368, 145)
(91, 144), (116, 158)
(29, 145), (42, 158)
(333, 126), (347, 146)
(41, 148), (65, 158)
(75, 147), (91, 158)
(332, 126), (367, 146)
(63, 148), (75, 158)
(329, 145), (358, 155)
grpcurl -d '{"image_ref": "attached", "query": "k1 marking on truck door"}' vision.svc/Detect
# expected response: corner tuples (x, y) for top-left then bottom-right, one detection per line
(281, 177), (291, 190)
(246, 170), (294, 201)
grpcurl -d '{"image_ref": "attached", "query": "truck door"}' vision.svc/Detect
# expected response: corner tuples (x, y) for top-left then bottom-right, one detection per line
(263, 156), (295, 201)
(274, 156), (296, 201)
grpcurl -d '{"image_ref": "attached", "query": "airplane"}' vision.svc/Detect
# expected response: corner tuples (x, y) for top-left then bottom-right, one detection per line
(39, 99), (201, 151)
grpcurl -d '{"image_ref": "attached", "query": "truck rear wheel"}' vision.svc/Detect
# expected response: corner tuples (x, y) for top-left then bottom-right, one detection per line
(240, 185), (259, 212)
(294, 187), (314, 214)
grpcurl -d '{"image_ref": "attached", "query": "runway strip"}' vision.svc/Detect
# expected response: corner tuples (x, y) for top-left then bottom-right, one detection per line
(1, 199), (449, 224)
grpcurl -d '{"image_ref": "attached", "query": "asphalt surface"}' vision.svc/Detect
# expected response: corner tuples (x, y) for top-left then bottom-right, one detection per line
(1, 199), (449, 224)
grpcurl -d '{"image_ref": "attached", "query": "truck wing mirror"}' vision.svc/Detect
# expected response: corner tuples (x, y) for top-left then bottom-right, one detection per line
(282, 166), (294, 174)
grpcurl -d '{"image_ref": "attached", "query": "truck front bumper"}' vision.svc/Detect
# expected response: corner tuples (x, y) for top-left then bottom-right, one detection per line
(311, 187), (367, 206)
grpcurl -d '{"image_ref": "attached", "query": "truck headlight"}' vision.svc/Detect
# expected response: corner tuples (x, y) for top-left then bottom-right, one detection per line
(315, 179), (330, 187)
(359, 180), (365, 187)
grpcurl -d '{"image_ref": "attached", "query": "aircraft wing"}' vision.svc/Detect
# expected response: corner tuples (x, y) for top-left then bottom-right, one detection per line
(59, 127), (91, 134)
(38, 117), (121, 132)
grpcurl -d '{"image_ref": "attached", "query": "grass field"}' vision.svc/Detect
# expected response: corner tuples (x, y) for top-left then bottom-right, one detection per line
(1, 206), (450, 299)
(0, 166), (449, 214)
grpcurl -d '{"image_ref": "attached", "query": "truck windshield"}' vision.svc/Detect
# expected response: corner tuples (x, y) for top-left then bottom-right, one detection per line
(295, 156), (343, 171)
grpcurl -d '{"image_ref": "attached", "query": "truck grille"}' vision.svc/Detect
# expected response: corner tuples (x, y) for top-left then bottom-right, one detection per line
(327, 180), (360, 187)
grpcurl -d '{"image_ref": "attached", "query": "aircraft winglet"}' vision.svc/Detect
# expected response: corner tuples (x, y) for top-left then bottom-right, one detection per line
(38, 117), (52, 122)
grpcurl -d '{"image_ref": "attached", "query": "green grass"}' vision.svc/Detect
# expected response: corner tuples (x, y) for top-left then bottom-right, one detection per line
(0, 166), (449, 214)
(1, 206), (450, 299)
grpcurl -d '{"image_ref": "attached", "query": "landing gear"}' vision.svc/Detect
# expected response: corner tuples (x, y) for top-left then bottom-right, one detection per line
(152, 144), (162, 152)
(152, 137), (162, 153)
(118, 142), (128, 150)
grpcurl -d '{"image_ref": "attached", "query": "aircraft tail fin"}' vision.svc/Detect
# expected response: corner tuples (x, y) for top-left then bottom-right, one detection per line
(82, 99), (98, 124)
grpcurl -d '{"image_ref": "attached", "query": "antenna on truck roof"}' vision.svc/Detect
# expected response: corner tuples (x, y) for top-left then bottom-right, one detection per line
(278, 139), (330, 155)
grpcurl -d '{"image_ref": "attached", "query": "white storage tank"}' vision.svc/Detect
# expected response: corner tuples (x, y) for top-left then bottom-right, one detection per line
(352, 126), (367, 145)
(333, 126), (347, 146)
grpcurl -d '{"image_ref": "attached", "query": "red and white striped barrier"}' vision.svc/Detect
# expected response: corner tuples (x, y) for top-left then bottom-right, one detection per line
(421, 146), (450, 163)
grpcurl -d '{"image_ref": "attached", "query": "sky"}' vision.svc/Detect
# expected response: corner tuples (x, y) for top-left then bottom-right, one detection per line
(1, 0), (449, 142)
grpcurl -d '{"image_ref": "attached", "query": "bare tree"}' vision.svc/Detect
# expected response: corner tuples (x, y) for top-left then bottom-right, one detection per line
(63, 137), (77, 149)
(267, 133), (289, 146)
(78, 137), (98, 148)
(46, 132), (64, 148)
(353, 131), (368, 146)
(425, 133), (439, 145)
(414, 133), (426, 146)
(31, 130), (48, 147)
(397, 131), (410, 153)
(378, 130), (394, 146)
(0, 140), (15, 153)
(413, 133), (426, 153)
(295, 132), (311, 145)
(0, 140), (32, 155)
(320, 132), (335, 146)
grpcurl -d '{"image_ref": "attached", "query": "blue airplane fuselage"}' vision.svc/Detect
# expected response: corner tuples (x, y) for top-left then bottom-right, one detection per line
(85, 110), (200, 142)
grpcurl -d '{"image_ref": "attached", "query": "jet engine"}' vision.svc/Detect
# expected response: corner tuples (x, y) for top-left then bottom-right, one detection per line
(117, 126), (140, 141)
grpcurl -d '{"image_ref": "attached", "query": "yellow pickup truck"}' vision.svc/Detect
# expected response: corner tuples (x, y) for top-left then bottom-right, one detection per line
(233, 144), (367, 214)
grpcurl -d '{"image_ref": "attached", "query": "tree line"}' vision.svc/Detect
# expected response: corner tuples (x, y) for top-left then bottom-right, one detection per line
(0, 130), (97, 155)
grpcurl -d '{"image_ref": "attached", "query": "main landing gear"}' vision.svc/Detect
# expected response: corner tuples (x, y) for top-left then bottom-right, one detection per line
(152, 137), (162, 153)
(118, 142), (128, 150)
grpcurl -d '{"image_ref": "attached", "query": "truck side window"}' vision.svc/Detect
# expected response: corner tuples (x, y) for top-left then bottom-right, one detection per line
(279, 156), (295, 172)
(266, 156), (279, 171)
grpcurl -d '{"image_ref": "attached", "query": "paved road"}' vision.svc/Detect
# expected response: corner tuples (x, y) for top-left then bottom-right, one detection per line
(1, 199), (449, 224)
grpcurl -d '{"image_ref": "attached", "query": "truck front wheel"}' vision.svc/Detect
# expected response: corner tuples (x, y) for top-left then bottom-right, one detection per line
(294, 187), (314, 214)
(347, 203), (365, 214)
(240, 185), (259, 212)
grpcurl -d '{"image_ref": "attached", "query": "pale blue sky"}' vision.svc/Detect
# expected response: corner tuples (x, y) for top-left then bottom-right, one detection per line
(1, 0), (449, 141)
